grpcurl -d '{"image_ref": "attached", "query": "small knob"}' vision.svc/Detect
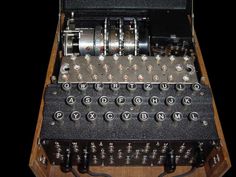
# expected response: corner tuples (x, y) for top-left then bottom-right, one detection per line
(161, 65), (168, 72)
(85, 54), (91, 60)
(98, 54), (105, 61)
(175, 64), (183, 72)
(128, 54), (134, 61)
(141, 54), (148, 61)
(137, 74), (144, 81)
(183, 75), (190, 82)
(103, 64), (109, 73)
(155, 55), (161, 61)
(153, 75), (159, 81)
(169, 55), (175, 62)
(113, 54), (119, 60)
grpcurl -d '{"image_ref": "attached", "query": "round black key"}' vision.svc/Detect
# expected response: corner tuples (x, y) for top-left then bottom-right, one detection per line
(78, 83), (88, 91)
(62, 83), (72, 91)
(192, 83), (201, 91)
(166, 96), (176, 106)
(70, 111), (81, 121)
(53, 111), (64, 121)
(160, 83), (169, 91)
(94, 83), (104, 91)
(104, 112), (115, 122)
(155, 112), (166, 122)
(175, 83), (185, 91)
(82, 96), (92, 106)
(189, 112), (199, 121)
(133, 96), (143, 106)
(66, 96), (76, 106)
(98, 96), (109, 106)
(172, 112), (183, 121)
(127, 83), (137, 91)
(149, 96), (159, 106)
(143, 83), (153, 91)
(121, 111), (132, 121)
(182, 96), (192, 106)
(110, 83), (120, 91)
(138, 112), (149, 122)
(116, 96), (126, 106)
(87, 111), (97, 121)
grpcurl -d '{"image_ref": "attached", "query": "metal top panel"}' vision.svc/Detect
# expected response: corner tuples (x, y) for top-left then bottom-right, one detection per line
(58, 55), (198, 83)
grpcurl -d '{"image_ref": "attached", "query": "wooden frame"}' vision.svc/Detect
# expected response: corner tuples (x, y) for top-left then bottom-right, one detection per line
(29, 15), (231, 177)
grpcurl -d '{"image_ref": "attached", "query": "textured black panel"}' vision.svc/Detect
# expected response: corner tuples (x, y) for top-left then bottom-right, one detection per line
(41, 83), (217, 140)
(40, 83), (219, 165)
(62, 0), (187, 10)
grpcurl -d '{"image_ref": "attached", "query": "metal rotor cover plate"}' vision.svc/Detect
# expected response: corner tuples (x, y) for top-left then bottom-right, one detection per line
(58, 55), (198, 83)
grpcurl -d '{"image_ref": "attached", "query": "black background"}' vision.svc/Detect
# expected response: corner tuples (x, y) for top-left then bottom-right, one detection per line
(13, 0), (235, 176)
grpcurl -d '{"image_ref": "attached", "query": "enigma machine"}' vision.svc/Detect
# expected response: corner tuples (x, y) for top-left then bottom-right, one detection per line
(30, 0), (231, 177)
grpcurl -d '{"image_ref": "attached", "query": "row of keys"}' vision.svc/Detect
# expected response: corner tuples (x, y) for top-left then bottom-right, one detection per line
(53, 111), (200, 122)
(62, 83), (202, 92)
(65, 95), (193, 107)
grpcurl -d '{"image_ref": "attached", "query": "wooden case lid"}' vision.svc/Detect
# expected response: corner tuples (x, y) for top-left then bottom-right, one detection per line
(61, 0), (191, 11)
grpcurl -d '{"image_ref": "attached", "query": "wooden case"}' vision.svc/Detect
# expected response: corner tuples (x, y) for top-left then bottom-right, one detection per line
(29, 8), (231, 177)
